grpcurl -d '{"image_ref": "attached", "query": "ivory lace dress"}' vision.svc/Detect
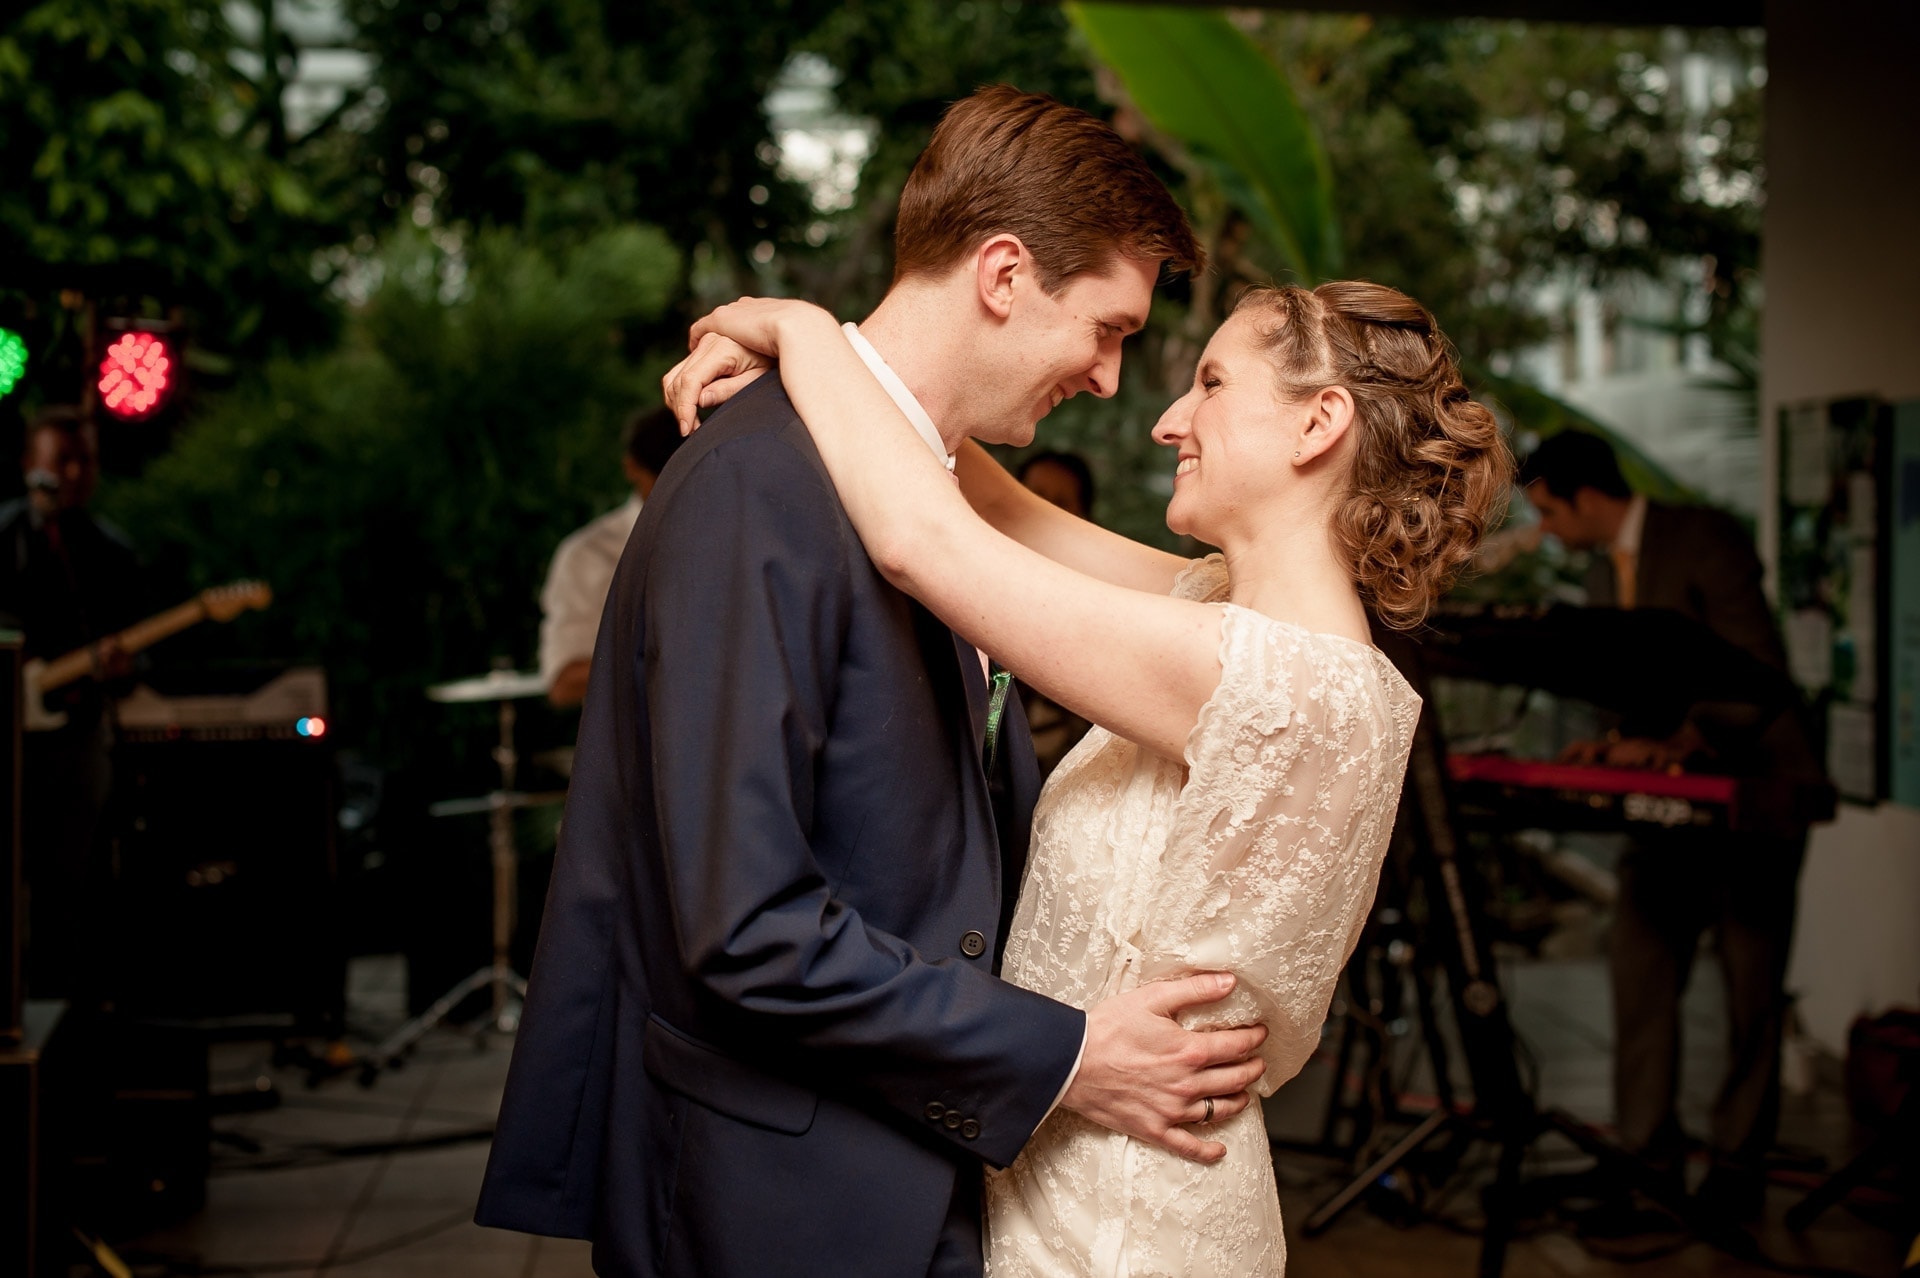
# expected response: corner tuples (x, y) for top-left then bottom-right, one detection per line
(985, 556), (1421, 1278)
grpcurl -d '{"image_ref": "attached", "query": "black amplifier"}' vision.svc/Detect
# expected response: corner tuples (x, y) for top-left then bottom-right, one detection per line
(109, 668), (342, 1031)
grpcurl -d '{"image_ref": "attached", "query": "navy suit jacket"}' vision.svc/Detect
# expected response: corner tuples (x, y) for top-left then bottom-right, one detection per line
(475, 377), (1085, 1277)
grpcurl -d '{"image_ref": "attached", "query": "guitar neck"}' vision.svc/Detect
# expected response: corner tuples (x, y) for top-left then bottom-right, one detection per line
(38, 599), (207, 692)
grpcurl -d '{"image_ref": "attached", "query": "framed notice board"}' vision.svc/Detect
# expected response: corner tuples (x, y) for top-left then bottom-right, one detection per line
(1778, 397), (1891, 803)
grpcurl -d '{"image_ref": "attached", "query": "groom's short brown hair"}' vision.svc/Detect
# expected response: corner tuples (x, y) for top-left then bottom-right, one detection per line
(893, 85), (1203, 293)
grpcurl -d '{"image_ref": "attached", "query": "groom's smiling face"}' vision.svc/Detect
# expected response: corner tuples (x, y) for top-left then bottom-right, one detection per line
(980, 254), (1158, 447)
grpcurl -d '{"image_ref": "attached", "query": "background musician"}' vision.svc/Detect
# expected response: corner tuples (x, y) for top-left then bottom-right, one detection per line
(1015, 449), (1095, 520)
(537, 407), (684, 708)
(1519, 430), (1822, 1223)
(0, 405), (145, 999)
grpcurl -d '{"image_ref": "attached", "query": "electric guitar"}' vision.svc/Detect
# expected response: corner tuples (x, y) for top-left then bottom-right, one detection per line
(22, 580), (273, 731)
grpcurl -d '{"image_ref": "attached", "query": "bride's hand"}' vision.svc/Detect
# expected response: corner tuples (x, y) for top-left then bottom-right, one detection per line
(663, 298), (839, 434)
(662, 332), (771, 434)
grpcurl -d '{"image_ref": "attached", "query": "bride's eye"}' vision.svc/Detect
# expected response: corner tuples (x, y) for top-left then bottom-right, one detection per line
(1201, 376), (1222, 391)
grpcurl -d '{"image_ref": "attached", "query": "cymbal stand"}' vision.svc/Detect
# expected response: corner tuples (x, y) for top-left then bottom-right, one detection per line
(362, 680), (531, 1084)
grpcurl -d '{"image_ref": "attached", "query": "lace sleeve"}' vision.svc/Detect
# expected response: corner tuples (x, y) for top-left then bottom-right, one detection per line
(1170, 553), (1230, 603)
(1137, 606), (1418, 1096)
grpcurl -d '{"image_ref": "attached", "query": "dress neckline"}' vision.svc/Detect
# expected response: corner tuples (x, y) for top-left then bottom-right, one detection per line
(1216, 601), (1379, 655)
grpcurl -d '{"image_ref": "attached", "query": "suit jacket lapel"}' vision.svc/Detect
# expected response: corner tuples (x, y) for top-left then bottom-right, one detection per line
(952, 629), (990, 757)
(1636, 501), (1670, 610)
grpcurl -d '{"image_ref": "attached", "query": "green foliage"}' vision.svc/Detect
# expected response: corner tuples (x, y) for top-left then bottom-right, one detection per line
(1067, 4), (1339, 283)
(335, 1), (1101, 326)
(1248, 15), (1764, 380)
(96, 224), (681, 769)
(338, 0), (841, 299)
(7, 0), (1770, 766)
(1474, 369), (1698, 503)
(1063, 13), (1763, 521)
(791, 0), (1100, 315)
(0, 0), (340, 401)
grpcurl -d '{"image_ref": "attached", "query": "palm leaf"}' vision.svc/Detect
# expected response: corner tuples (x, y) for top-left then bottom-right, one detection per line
(1470, 364), (1701, 503)
(1067, 3), (1341, 282)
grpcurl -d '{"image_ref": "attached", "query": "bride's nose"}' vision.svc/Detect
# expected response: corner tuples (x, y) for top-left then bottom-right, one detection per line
(1152, 395), (1193, 446)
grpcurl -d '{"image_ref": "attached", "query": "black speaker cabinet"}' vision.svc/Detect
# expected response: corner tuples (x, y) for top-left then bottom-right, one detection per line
(0, 634), (21, 1044)
(110, 733), (342, 1031)
(0, 1003), (57, 1278)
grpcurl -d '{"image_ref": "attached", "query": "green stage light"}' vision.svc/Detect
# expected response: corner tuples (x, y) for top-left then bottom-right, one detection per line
(0, 328), (25, 397)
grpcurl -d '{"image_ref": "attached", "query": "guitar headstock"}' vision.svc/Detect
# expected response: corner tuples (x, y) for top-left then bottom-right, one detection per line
(201, 580), (273, 622)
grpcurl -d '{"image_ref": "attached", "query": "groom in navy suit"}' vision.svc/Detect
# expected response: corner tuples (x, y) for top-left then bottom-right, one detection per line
(477, 87), (1259, 1278)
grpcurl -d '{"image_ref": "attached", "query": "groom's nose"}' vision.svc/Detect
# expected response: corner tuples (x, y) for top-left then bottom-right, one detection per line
(1086, 347), (1122, 399)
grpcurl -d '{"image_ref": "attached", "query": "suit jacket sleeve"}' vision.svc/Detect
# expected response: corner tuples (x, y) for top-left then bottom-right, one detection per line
(1676, 508), (1791, 749)
(641, 431), (1083, 1169)
(1684, 510), (1787, 670)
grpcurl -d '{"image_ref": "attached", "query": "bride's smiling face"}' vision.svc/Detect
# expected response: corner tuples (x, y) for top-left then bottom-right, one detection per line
(1151, 312), (1301, 543)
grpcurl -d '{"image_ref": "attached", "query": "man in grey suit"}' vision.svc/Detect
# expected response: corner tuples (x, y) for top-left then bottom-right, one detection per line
(1521, 431), (1822, 1222)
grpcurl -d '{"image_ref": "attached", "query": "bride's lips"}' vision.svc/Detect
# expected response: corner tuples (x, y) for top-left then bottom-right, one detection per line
(1174, 454), (1199, 481)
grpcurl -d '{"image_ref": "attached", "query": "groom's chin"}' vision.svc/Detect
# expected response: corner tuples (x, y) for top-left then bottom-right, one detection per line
(978, 419), (1039, 449)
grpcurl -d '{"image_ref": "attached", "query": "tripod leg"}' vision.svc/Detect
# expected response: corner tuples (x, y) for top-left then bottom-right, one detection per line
(1785, 1134), (1893, 1232)
(1478, 1120), (1529, 1278)
(1413, 960), (1458, 1116)
(368, 965), (499, 1069)
(1303, 1108), (1450, 1236)
(1319, 986), (1362, 1151)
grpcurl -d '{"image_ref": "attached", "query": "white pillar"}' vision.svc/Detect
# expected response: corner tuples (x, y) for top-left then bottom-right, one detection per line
(1764, 0), (1920, 1053)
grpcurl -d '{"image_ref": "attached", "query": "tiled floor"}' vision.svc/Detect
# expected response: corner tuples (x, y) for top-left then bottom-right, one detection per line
(1264, 959), (1904, 1277)
(109, 954), (1904, 1277)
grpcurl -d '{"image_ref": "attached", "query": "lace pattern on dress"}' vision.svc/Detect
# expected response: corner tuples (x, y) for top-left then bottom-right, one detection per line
(985, 555), (1420, 1277)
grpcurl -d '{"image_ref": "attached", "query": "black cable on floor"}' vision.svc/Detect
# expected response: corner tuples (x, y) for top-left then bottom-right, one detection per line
(207, 1125), (495, 1175)
(121, 1209), (474, 1277)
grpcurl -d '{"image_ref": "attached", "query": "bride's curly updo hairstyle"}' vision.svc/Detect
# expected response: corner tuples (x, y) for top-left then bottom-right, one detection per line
(1236, 281), (1513, 629)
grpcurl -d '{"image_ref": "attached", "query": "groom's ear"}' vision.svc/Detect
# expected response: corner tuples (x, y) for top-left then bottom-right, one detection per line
(975, 234), (1026, 321)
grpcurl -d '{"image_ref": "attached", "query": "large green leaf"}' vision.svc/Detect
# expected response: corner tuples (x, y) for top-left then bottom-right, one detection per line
(1067, 3), (1340, 281)
(1469, 364), (1699, 504)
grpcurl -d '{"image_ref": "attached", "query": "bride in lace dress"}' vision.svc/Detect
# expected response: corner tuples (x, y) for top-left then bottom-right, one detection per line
(668, 279), (1511, 1276)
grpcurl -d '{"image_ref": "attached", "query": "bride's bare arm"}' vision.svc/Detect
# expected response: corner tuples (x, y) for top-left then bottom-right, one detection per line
(670, 300), (1223, 762)
(665, 329), (1187, 596)
(952, 442), (1189, 596)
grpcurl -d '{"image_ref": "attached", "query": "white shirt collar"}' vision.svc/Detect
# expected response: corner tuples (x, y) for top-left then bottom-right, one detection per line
(1612, 492), (1647, 557)
(841, 322), (954, 472)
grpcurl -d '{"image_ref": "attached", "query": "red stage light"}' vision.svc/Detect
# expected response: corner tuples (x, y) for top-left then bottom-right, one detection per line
(98, 331), (174, 419)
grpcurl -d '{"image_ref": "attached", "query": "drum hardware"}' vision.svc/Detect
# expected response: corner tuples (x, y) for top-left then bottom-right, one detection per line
(359, 666), (560, 1085)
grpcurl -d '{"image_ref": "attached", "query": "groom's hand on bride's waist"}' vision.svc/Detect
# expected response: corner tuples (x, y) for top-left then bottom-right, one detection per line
(1060, 972), (1267, 1164)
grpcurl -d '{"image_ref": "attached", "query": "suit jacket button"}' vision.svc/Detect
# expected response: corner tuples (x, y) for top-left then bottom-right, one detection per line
(944, 1111), (964, 1130)
(925, 1102), (946, 1122)
(960, 930), (987, 958)
(961, 1119), (981, 1140)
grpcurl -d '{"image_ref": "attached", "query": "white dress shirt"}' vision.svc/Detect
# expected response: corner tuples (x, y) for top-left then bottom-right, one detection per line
(1607, 492), (1648, 609)
(842, 321), (1087, 1117)
(842, 323), (954, 472)
(538, 494), (642, 687)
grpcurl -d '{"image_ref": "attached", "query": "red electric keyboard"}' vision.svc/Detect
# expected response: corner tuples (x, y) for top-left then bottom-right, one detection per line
(1445, 755), (1835, 834)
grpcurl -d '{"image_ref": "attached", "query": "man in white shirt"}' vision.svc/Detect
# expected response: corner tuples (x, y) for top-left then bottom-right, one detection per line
(537, 407), (684, 706)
